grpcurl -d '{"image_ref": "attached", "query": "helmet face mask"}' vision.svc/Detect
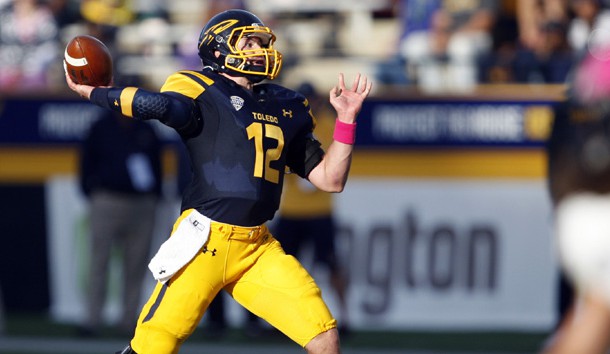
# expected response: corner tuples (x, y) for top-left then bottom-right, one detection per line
(198, 10), (283, 83)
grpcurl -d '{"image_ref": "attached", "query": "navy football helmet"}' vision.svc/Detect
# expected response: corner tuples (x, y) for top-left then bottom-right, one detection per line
(197, 9), (282, 83)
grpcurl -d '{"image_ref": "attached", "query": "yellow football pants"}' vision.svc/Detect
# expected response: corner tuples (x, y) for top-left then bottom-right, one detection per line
(131, 209), (336, 354)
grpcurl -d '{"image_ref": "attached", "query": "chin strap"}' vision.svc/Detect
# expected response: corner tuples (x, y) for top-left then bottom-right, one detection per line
(115, 345), (137, 354)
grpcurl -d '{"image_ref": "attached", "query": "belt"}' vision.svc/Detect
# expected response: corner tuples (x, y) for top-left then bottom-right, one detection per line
(212, 222), (267, 241)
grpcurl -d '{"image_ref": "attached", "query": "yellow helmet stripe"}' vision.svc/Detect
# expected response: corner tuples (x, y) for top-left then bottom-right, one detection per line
(199, 19), (239, 48)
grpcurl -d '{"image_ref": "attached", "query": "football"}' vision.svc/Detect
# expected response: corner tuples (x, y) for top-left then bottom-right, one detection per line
(64, 35), (113, 86)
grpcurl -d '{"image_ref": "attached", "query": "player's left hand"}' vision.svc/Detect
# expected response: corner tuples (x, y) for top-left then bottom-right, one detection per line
(329, 73), (372, 124)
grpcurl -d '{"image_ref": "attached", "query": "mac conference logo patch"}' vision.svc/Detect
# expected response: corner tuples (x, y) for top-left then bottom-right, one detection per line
(230, 96), (244, 111)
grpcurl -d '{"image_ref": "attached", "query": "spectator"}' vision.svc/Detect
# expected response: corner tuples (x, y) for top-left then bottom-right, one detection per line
(375, 0), (441, 85)
(400, 0), (499, 92)
(517, 0), (568, 51)
(78, 111), (163, 337)
(0, 0), (60, 91)
(481, 0), (575, 84)
(567, 0), (610, 57)
(477, 1), (520, 83)
(512, 20), (575, 83)
(48, 0), (82, 29)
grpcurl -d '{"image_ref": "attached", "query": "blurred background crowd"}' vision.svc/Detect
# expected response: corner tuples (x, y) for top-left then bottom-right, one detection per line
(2, 0), (610, 95)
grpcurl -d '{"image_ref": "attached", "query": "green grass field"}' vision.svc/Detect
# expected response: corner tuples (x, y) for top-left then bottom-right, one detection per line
(1, 313), (551, 354)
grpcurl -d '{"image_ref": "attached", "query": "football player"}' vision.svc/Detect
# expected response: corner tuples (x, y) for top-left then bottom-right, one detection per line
(65, 9), (371, 354)
(544, 47), (610, 354)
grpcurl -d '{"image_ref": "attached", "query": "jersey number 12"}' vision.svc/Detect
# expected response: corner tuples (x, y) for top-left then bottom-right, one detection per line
(247, 122), (284, 184)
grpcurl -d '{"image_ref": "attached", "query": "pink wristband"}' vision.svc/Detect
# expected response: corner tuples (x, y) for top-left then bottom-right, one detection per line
(333, 120), (357, 145)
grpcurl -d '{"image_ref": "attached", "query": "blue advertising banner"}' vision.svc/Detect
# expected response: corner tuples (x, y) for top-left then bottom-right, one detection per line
(0, 96), (559, 146)
(0, 98), (105, 144)
(355, 99), (559, 148)
(0, 97), (178, 145)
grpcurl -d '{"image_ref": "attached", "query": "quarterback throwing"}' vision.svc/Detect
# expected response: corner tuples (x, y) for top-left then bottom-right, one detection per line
(65, 9), (371, 354)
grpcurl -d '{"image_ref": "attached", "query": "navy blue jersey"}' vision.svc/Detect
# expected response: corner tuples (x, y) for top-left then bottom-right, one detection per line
(91, 68), (325, 226)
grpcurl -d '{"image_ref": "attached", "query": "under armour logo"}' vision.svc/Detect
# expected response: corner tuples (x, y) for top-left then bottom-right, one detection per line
(114, 99), (119, 106)
(202, 246), (217, 256)
(282, 109), (293, 118)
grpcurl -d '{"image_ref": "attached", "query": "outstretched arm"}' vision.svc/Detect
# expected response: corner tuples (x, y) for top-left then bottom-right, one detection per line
(307, 73), (372, 192)
(65, 72), (198, 132)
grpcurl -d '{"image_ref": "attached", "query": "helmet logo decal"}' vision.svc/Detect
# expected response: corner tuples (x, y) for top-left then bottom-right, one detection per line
(200, 19), (239, 48)
(208, 19), (239, 34)
(230, 96), (244, 111)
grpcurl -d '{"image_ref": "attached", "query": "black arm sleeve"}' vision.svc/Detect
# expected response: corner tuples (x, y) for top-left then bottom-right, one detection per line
(90, 87), (201, 134)
(287, 135), (325, 178)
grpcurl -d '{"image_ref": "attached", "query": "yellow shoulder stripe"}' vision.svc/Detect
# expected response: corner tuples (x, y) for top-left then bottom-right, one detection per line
(160, 71), (214, 99)
(182, 70), (215, 86)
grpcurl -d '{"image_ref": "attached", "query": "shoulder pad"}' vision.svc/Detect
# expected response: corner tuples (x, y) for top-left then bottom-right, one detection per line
(160, 71), (215, 99)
